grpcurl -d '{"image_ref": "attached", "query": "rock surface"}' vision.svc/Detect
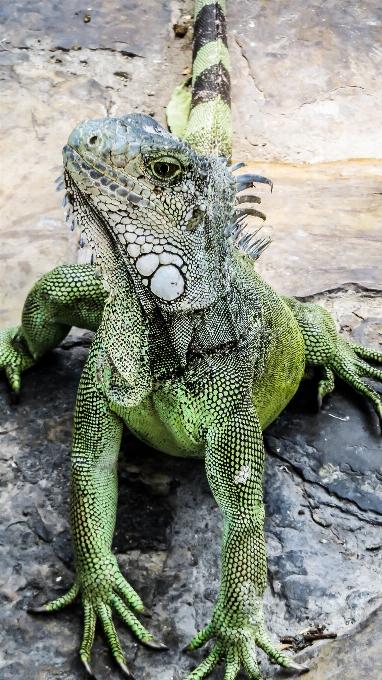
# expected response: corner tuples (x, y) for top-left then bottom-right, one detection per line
(229, 0), (382, 164)
(244, 161), (382, 297)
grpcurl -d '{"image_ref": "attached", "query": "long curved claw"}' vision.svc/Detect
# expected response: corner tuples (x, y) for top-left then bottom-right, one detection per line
(139, 606), (152, 618)
(317, 392), (323, 411)
(117, 660), (136, 678)
(82, 658), (97, 678)
(142, 639), (168, 651)
(27, 605), (49, 614)
(286, 660), (310, 673)
(10, 387), (20, 404)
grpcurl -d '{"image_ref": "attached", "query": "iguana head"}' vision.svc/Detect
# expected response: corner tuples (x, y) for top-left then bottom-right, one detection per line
(62, 114), (237, 313)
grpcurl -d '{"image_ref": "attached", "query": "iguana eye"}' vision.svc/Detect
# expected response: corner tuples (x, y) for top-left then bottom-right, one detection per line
(151, 159), (181, 180)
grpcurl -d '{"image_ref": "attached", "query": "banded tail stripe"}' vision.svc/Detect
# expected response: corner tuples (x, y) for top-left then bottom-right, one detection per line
(184, 0), (232, 159)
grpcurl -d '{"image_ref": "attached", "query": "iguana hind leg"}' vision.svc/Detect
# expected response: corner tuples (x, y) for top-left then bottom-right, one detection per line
(0, 263), (106, 396)
(284, 297), (382, 430)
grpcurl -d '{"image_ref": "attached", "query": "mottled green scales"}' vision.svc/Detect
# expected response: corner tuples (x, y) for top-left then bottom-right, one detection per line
(1, 2), (382, 679)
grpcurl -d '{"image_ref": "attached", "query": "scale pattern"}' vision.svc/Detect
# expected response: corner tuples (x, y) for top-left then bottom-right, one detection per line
(0, 2), (381, 680)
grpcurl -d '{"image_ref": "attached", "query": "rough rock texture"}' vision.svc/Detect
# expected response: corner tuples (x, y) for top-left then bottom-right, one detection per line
(1, 1), (171, 55)
(244, 161), (382, 297)
(282, 604), (382, 680)
(229, 0), (382, 164)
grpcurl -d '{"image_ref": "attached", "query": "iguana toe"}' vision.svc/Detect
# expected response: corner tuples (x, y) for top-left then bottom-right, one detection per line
(0, 326), (36, 398)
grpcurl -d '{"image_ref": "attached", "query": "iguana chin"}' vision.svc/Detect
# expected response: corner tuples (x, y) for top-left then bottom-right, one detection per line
(1, 2), (382, 679)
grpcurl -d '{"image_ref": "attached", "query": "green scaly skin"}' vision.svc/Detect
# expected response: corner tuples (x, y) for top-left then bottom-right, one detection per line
(0, 3), (381, 680)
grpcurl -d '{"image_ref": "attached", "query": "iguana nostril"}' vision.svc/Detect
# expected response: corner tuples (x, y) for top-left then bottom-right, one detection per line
(89, 135), (98, 145)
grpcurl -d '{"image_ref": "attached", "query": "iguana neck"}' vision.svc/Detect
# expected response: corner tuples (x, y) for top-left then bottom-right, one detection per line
(105, 259), (252, 370)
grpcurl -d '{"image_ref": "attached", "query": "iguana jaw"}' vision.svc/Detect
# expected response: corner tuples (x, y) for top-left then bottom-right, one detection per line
(62, 113), (235, 314)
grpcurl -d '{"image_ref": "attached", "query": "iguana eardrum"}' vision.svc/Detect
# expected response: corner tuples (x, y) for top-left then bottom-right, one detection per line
(1, 2), (382, 679)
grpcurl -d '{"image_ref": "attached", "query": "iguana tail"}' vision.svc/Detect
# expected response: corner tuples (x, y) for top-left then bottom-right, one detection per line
(168, 1), (232, 159)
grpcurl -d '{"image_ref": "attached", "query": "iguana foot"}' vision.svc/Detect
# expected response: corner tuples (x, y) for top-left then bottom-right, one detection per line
(284, 298), (382, 432)
(28, 552), (167, 675)
(0, 326), (35, 398)
(317, 337), (382, 430)
(183, 617), (309, 679)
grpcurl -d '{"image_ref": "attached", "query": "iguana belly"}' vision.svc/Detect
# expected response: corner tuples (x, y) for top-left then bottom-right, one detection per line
(120, 391), (206, 459)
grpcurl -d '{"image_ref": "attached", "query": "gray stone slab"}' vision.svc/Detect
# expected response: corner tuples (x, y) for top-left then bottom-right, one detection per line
(273, 604), (382, 679)
(229, 0), (382, 163)
(246, 161), (382, 297)
(0, 0), (170, 55)
(265, 384), (382, 516)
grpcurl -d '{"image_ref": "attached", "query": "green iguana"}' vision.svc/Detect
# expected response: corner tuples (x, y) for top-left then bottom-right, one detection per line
(1, 2), (382, 679)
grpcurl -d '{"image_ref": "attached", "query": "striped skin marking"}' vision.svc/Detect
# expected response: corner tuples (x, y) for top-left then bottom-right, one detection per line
(191, 63), (230, 109)
(192, 3), (228, 62)
(192, 39), (230, 79)
(183, 0), (232, 158)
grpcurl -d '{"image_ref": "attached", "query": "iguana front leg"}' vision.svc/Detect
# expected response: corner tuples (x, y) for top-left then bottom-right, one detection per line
(184, 404), (308, 680)
(0, 264), (106, 396)
(284, 297), (382, 430)
(29, 339), (165, 677)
